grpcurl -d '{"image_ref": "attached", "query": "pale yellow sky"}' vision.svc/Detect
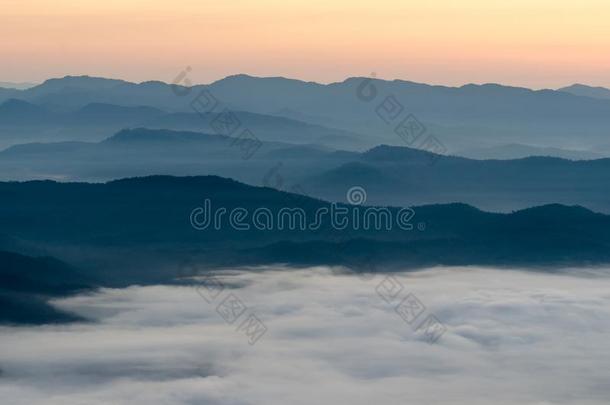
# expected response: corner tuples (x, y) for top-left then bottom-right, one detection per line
(2, 0), (609, 88)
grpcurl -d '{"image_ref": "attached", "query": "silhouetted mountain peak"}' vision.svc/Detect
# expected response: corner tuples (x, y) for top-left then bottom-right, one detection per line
(36, 75), (128, 92)
(0, 99), (53, 124)
(105, 174), (255, 194)
(513, 155), (571, 164)
(559, 83), (610, 100)
(456, 143), (602, 161)
(564, 83), (598, 91)
(215, 73), (257, 82)
(102, 128), (229, 144)
(209, 74), (325, 97)
(213, 74), (322, 86)
(139, 80), (169, 88)
(362, 144), (440, 161)
(513, 203), (600, 218)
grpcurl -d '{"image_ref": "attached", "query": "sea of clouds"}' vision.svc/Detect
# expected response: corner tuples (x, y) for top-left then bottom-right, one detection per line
(1, 266), (609, 404)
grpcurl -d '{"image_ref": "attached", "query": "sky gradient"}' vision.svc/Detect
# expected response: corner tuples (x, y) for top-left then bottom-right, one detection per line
(2, 0), (609, 88)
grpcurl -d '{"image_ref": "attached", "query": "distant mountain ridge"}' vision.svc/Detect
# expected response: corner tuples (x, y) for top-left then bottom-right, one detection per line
(3, 130), (610, 212)
(303, 144), (610, 213)
(1, 175), (610, 272)
(559, 84), (610, 100)
(0, 127), (357, 184)
(2, 174), (610, 324)
(0, 97), (370, 150)
(455, 143), (603, 160)
(0, 250), (92, 325)
(4, 74), (610, 151)
(0, 99), (55, 123)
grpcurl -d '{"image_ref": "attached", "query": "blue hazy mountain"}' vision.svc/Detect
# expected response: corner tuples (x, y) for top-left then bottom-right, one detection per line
(455, 143), (602, 160)
(302, 144), (610, 213)
(0, 250), (93, 296)
(0, 250), (92, 325)
(0, 99), (56, 124)
(0, 97), (370, 150)
(20, 76), (132, 110)
(2, 74), (610, 330)
(5, 75), (610, 152)
(0, 98), (167, 147)
(0, 99), (164, 126)
(558, 84), (610, 100)
(1, 174), (610, 325)
(142, 110), (370, 149)
(1, 175), (609, 271)
(0, 128), (356, 183)
(3, 130), (610, 212)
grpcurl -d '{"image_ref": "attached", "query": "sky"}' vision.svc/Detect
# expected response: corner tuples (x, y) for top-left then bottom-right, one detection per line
(2, 0), (610, 88)
(1, 266), (609, 404)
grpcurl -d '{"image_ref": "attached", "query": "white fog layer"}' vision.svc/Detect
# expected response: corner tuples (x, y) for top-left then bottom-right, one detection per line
(1, 266), (609, 404)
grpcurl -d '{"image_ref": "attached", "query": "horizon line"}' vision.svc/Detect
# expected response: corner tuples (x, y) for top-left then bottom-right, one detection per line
(1, 73), (604, 93)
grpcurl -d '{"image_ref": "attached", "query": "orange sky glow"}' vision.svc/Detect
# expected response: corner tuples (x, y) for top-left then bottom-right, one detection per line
(2, 0), (609, 88)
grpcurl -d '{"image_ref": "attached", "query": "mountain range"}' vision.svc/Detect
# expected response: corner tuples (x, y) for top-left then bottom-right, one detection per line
(0, 97), (369, 150)
(455, 143), (602, 160)
(1, 175), (609, 270)
(303, 144), (610, 213)
(2, 128), (610, 213)
(3, 75), (610, 153)
(0, 250), (91, 324)
(1, 174), (610, 324)
(2, 75), (610, 325)
(559, 84), (610, 100)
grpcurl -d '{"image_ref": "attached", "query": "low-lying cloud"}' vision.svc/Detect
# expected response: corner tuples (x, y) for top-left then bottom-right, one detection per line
(1, 266), (609, 404)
